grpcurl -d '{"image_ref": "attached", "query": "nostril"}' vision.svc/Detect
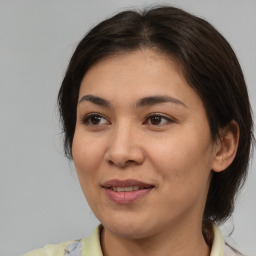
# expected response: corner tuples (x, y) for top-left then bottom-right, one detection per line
(126, 160), (136, 164)
(104, 143), (145, 167)
(107, 159), (136, 168)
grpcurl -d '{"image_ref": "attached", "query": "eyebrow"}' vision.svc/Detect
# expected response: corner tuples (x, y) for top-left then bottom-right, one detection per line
(78, 94), (186, 108)
(79, 94), (111, 107)
(136, 95), (187, 108)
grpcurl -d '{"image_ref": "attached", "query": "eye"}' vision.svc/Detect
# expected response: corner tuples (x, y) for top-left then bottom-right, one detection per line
(144, 114), (173, 126)
(81, 113), (109, 126)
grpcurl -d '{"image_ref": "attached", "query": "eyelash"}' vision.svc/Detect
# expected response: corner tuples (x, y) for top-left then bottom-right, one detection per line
(81, 113), (174, 127)
(81, 113), (109, 126)
(144, 113), (174, 126)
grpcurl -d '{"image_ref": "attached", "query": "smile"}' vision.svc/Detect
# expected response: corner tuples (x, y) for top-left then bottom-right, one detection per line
(109, 186), (147, 192)
(102, 179), (154, 204)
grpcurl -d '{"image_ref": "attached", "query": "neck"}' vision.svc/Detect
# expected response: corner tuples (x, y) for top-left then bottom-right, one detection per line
(101, 221), (210, 256)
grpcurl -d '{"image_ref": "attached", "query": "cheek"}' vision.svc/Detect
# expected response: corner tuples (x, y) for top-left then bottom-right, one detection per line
(72, 132), (102, 184)
(149, 127), (214, 182)
(149, 133), (213, 213)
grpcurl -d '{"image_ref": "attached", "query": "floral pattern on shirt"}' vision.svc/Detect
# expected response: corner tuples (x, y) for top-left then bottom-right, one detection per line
(64, 240), (82, 256)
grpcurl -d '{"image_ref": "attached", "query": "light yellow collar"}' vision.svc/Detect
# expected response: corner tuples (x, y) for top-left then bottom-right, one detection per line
(81, 226), (103, 256)
(81, 224), (225, 256)
(210, 224), (225, 256)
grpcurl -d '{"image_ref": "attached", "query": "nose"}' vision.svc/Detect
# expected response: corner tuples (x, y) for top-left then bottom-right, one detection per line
(104, 123), (145, 168)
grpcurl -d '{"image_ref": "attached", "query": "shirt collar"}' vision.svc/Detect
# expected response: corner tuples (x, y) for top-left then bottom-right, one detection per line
(210, 224), (225, 256)
(82, 224), (225, 256)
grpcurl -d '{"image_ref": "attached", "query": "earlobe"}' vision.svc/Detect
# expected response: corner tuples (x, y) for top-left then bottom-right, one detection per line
(211, 120), (240, 173)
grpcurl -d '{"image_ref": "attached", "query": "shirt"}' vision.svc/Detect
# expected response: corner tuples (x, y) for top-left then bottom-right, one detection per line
(23, 224), (239, 256)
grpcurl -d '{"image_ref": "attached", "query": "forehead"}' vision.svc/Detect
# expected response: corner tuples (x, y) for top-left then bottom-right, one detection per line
(81, 49), (182, 84)
(79, 49), (203, 109)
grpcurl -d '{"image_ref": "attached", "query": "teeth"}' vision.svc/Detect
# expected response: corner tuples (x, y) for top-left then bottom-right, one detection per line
(112, 186), (140, 192)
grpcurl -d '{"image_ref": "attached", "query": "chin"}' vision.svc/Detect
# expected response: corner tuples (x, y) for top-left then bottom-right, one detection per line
(106, 225), (150, 239)
(100, 212), (157, 239)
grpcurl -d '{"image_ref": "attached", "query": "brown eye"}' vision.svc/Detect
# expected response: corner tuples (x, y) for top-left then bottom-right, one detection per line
(90, 115), (102, 125)
(82, 114), (109, 126)
(150, 116), (162, 125)
(144, 114), (173, 126)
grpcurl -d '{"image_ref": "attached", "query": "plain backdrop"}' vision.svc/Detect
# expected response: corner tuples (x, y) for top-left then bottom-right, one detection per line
(0, 1), (255, 256)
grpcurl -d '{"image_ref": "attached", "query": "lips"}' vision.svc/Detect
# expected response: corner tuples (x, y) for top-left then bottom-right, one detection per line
(102, 179), (154, 204)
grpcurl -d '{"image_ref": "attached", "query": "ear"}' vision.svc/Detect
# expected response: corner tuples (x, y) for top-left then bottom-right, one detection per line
(211, 120), (240, 173)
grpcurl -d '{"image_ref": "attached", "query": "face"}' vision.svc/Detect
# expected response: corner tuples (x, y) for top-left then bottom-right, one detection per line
(72, 49), (218, 239)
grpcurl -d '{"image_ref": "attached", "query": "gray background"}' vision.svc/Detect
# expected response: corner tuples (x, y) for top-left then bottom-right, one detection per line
(0, 1), (255, 256)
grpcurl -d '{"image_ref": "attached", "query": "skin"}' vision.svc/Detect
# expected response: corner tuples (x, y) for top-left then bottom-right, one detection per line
(72, 49), (237, 256)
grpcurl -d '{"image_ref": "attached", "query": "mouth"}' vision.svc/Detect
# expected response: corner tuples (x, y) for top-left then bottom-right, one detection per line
(107, 186), (149, 192)
(102, 179), (154, 204)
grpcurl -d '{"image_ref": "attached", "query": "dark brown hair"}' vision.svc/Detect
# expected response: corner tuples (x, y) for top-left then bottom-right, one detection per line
(58, 6), (253, 226)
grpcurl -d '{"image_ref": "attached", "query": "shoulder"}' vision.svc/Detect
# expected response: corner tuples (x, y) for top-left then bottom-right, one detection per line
(23, 226), (103, 256)
(23, 240), (79, 256)
(211, 224), (242, 256)
(224, 244), (242, 256)
(23, 241), (81, 256)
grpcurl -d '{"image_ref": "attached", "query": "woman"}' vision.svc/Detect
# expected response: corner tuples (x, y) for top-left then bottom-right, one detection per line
(25, 5), (253, 256)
